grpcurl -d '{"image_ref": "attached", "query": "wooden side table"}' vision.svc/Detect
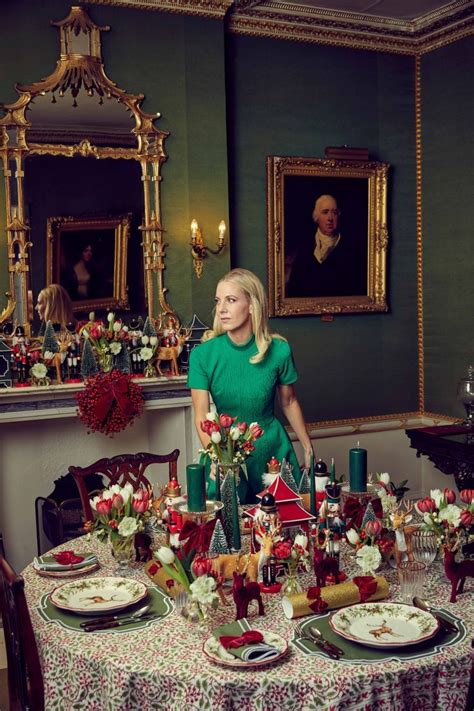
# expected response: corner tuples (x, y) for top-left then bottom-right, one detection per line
(405, 424), (474, 490)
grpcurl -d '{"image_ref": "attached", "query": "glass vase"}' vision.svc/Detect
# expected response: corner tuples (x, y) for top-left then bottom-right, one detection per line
(109, 533), (135, 569)
(281, 561), (302, 595)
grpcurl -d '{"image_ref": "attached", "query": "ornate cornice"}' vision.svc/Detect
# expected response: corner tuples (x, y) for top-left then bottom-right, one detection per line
(88, 0), (474, 54)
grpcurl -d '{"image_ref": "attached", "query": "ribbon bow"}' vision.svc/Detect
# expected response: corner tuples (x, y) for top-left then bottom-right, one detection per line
(307, 586), (329, 613)
(178, 519), (216, 555)
(53, 551), (84, 566)
(343, 496), (383, 529)
(353, 576), (378, 602)
(95, 375), (136, 423)
(219, 630), (264, 649)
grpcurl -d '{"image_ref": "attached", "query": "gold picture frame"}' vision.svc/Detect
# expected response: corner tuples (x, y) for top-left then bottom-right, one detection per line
(46, 214), (131, 313)
(267, 156), (389, 316)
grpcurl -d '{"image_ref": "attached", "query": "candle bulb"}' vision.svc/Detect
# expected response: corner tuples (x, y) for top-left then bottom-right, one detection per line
(330, 457), (336, 483)
(349, 445), (367, 493)
(186, 463), (206, 512)
(309, 452), (316, 516)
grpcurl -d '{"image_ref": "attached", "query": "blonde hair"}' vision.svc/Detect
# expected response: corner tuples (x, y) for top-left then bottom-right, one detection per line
(38, 284), (73, 327)
(203, 268), (285, 364)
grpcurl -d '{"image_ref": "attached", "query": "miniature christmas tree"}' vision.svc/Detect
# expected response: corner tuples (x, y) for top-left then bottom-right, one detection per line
(80, 338), (98, 377)
(114, 343), (131, 373)
(208, 518), (229, 555)
(298, 467), (311, 495)
(42, 321), (59, 355)
(142, 316), (158, 339)
(361, 501), (377, 529)
(221, 470), (241, 551)
(280, 458), (299, 492)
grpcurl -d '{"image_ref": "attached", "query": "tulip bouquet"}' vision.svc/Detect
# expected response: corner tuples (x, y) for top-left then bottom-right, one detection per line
(200, 412), (264, 464)
(89, 482), (152, 544)
(81, 311), (130, 373)
(346, 519), (393, 575)
(415, 488), (474, 546)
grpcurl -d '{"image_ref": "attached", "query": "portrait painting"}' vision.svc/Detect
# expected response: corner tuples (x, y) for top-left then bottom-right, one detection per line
(266, 156), (389, 316)
(46, 214), (131, 313)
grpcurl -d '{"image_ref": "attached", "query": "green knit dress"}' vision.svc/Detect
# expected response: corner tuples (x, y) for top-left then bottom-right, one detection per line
(187, 333), (301, 503)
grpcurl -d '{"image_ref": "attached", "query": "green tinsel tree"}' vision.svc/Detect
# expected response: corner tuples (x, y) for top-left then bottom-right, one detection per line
(298, 468), (311, 495)
(221, 470), (241, 551)
(80, 338), (98, 377)
(280, 458), (299, 492)
(41, 321), (59, 355)
(361, 501), (377, 529)
(114, 343), (131, 373)
(142, 316), (158, 339)
(208, 518), (229, 555)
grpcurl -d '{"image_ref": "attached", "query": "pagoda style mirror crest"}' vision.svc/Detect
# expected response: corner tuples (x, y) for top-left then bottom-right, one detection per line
(0, 5), (174, 333)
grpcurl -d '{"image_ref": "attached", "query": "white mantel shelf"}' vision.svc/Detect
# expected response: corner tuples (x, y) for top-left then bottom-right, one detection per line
(0, 376), (190, 422)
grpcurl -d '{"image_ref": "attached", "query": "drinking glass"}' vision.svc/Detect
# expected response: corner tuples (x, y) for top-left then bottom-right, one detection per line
(397, 560), (426, 603)
(411, 530), (438, 568)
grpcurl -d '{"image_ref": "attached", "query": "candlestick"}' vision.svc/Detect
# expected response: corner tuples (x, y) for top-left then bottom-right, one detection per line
(186, 463), (206, 512)
(309, 452), (316, 516)
(349, 445), (367, 492)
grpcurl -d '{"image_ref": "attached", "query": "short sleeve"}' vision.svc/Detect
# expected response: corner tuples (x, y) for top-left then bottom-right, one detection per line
(277, 341), (298, 385)
(187, 343), (210, 390)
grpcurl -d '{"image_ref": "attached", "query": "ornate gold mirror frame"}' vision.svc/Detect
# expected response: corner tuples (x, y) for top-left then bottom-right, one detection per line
(0, 6), (172, 334)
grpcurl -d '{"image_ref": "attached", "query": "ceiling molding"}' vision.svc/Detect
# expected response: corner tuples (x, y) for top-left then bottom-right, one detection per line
(87, 0), (474, 53)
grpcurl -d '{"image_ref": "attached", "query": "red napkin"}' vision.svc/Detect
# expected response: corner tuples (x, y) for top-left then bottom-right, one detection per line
(53, 551), (85, 566)
(219, 630), (264, 649)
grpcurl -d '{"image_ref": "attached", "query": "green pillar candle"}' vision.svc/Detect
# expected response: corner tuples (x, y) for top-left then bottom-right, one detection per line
(186, 463), (206, 512)
(309, 452), (316, 516)
(349, 444), (367, 492)
(330, 457), (336, 483)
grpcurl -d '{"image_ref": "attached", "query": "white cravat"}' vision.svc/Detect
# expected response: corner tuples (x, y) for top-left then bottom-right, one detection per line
(313, 228), (341, 264)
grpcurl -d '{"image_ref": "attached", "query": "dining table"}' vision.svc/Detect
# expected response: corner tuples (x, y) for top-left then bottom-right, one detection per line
(23, 533), (473, 711)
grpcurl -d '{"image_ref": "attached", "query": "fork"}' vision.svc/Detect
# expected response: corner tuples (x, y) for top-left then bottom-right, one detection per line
(294, 621), (341, 659)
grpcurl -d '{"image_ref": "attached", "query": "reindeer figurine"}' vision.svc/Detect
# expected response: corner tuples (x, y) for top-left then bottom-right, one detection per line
(211, 533), (274, 583)
(232, 571), (265, 620)
(313, 534), (341, 587)
(443, 533), (474, 603)
(155, 324), (191, 377)
(389, 500), (418, 566)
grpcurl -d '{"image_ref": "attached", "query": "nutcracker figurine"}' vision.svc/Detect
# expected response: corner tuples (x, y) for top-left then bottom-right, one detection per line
(252, 492), (282, 551)
(161, 477), (186, 549)
(319, 481), (346, 559)
(315, 458), (330, 513)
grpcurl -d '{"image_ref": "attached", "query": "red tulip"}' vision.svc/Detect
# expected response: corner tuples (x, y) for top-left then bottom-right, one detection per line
(443, 488), (456, 504)
(111, 493), (124, 510)
(460, 489), (474, 505)
(417, 497), (436, 514)
(219, 413), (235, 429)
(273, 540), (292, 560)
(460, 510), (473, 527)
(191, 554), (213, 577)
(237, 421), (248, 433)
(248, 423), (264, 440)
(365, 519), (382, 537)
(96, 498), (113, 515)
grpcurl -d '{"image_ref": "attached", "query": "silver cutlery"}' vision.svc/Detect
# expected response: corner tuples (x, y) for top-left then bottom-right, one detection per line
(306, 624), (345, 657)
(82, 613), (157, 632)
(80, 603), (151, 628)
(294, 621), (342, 659)
(412, 597), (457, 634)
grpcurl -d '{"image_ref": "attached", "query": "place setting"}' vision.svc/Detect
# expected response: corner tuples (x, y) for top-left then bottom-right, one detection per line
(33, 550), (100, 578)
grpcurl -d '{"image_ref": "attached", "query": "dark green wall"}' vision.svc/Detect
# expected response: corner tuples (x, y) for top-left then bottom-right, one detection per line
(225, 35), (418, 422)
(421, 36), (474, 419)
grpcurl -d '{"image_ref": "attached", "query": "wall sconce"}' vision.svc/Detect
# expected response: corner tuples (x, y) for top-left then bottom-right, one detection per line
(190, 219), (226, 278)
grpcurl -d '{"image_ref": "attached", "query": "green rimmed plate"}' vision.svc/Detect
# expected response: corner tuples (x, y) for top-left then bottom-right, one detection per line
(49, 576), (147, 615)
(330, 602), (439, 648)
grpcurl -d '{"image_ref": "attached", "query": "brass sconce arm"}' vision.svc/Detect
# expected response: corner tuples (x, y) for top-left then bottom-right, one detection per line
(190, 219), (226, 278)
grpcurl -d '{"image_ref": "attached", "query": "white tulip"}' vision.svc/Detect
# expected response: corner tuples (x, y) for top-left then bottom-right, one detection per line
(430, 489), (443, 507)
(142, 335), (149, 345)
(206, 412), (218, 422)
(120, 482), (134, 503)
(379, 472), (390, 485)
(294, 533), (308, 550)
(155, 546), (175, 565)
(230, 427), (240, 441)
(150, 336), (158, 346)
(346, 528), (360, 545)
(211, 431), (222, 444)
(107, 312), (115, 323)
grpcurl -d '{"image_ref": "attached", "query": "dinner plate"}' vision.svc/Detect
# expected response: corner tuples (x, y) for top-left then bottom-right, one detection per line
(49, 576), (147, 615)
(330, 602), (439, 648)
(34, 561), (100, 578)
(203, 630), (288, 668)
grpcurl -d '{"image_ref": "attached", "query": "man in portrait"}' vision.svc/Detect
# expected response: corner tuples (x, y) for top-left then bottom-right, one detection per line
(285, 193), (367, 298)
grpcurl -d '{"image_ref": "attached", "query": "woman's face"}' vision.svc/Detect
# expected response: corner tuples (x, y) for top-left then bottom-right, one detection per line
(82, 245), (93, 262)
(36, 293), (46, 320)
(215, 281), (252, 340)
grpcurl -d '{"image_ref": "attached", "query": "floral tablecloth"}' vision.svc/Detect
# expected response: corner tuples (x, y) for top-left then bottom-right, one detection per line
(23, 537), (473, 711)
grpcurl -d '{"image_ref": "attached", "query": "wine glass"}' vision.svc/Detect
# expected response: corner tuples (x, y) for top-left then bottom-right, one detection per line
(457, 365), (474, 427)
(411, 530), (438, 568)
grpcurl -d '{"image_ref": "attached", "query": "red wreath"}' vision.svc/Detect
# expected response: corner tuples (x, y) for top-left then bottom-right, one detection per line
(76, 370), (144, 436)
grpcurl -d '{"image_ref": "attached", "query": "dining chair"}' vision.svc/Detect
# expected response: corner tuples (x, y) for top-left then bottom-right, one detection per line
(0, 555), (44, 711)
(69, 449), (180, 523)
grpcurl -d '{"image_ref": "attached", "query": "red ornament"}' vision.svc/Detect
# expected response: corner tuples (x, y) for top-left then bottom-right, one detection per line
(76, 369), (144, 436)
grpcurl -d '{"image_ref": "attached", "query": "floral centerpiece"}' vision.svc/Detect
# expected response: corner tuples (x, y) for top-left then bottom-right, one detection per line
(81, 312), (130, 373)
(415, 488), (474, 546)
(273, 532), (310, 594)
(88, 483), (152, 566)
(346, 519), (393, 574)
(200, 412), (264, 464)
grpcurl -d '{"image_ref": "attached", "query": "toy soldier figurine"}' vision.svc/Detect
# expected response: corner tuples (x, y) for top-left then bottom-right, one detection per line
(319, 482), (345, 560)
(315, 458), (330, 513)
(161, 477), (186, 549)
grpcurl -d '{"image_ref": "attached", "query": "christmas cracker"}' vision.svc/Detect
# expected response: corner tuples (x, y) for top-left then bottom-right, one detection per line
(281, 575), (389, 619)
(144, 559), (185, 599)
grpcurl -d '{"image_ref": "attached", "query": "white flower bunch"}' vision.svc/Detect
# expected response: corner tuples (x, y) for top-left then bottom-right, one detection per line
(189, 575), (219, 608)
(355, 544), (382, 574)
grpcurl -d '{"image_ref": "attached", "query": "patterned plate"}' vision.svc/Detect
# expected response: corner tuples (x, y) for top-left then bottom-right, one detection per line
(330, 602), (439, 648)
(49, 576), (147, 615)
(203, 630), (288, 668)
(34, 561), (100, 578)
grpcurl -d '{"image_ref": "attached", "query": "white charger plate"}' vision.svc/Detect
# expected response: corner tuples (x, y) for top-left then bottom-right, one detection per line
(49, 576), (147, 615)
(330, 602), (439, 648)
(203, 629), (288, 668)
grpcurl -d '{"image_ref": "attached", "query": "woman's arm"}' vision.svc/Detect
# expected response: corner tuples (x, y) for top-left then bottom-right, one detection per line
(191, 388), (211, 449)
(277, 383), (313, 468)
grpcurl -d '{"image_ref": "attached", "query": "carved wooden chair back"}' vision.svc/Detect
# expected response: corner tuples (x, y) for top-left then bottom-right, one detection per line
(0, 555), (44, 711)
(69, 449), (180, 523)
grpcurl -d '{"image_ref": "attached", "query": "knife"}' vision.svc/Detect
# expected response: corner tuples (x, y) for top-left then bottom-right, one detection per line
(82, 614), (156, 632)
(307, 627), (344, 657)
(412, 598), (458, 635)
(310, 637), (342, 660)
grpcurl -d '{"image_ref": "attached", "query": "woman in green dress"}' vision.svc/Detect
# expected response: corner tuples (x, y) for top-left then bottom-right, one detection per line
(187, 268), (313, 503)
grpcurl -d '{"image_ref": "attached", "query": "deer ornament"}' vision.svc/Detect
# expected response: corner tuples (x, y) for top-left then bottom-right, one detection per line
(443, 532), (474, 603)
(389, 500), (418, 566)
(211, 532), (274, 583)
